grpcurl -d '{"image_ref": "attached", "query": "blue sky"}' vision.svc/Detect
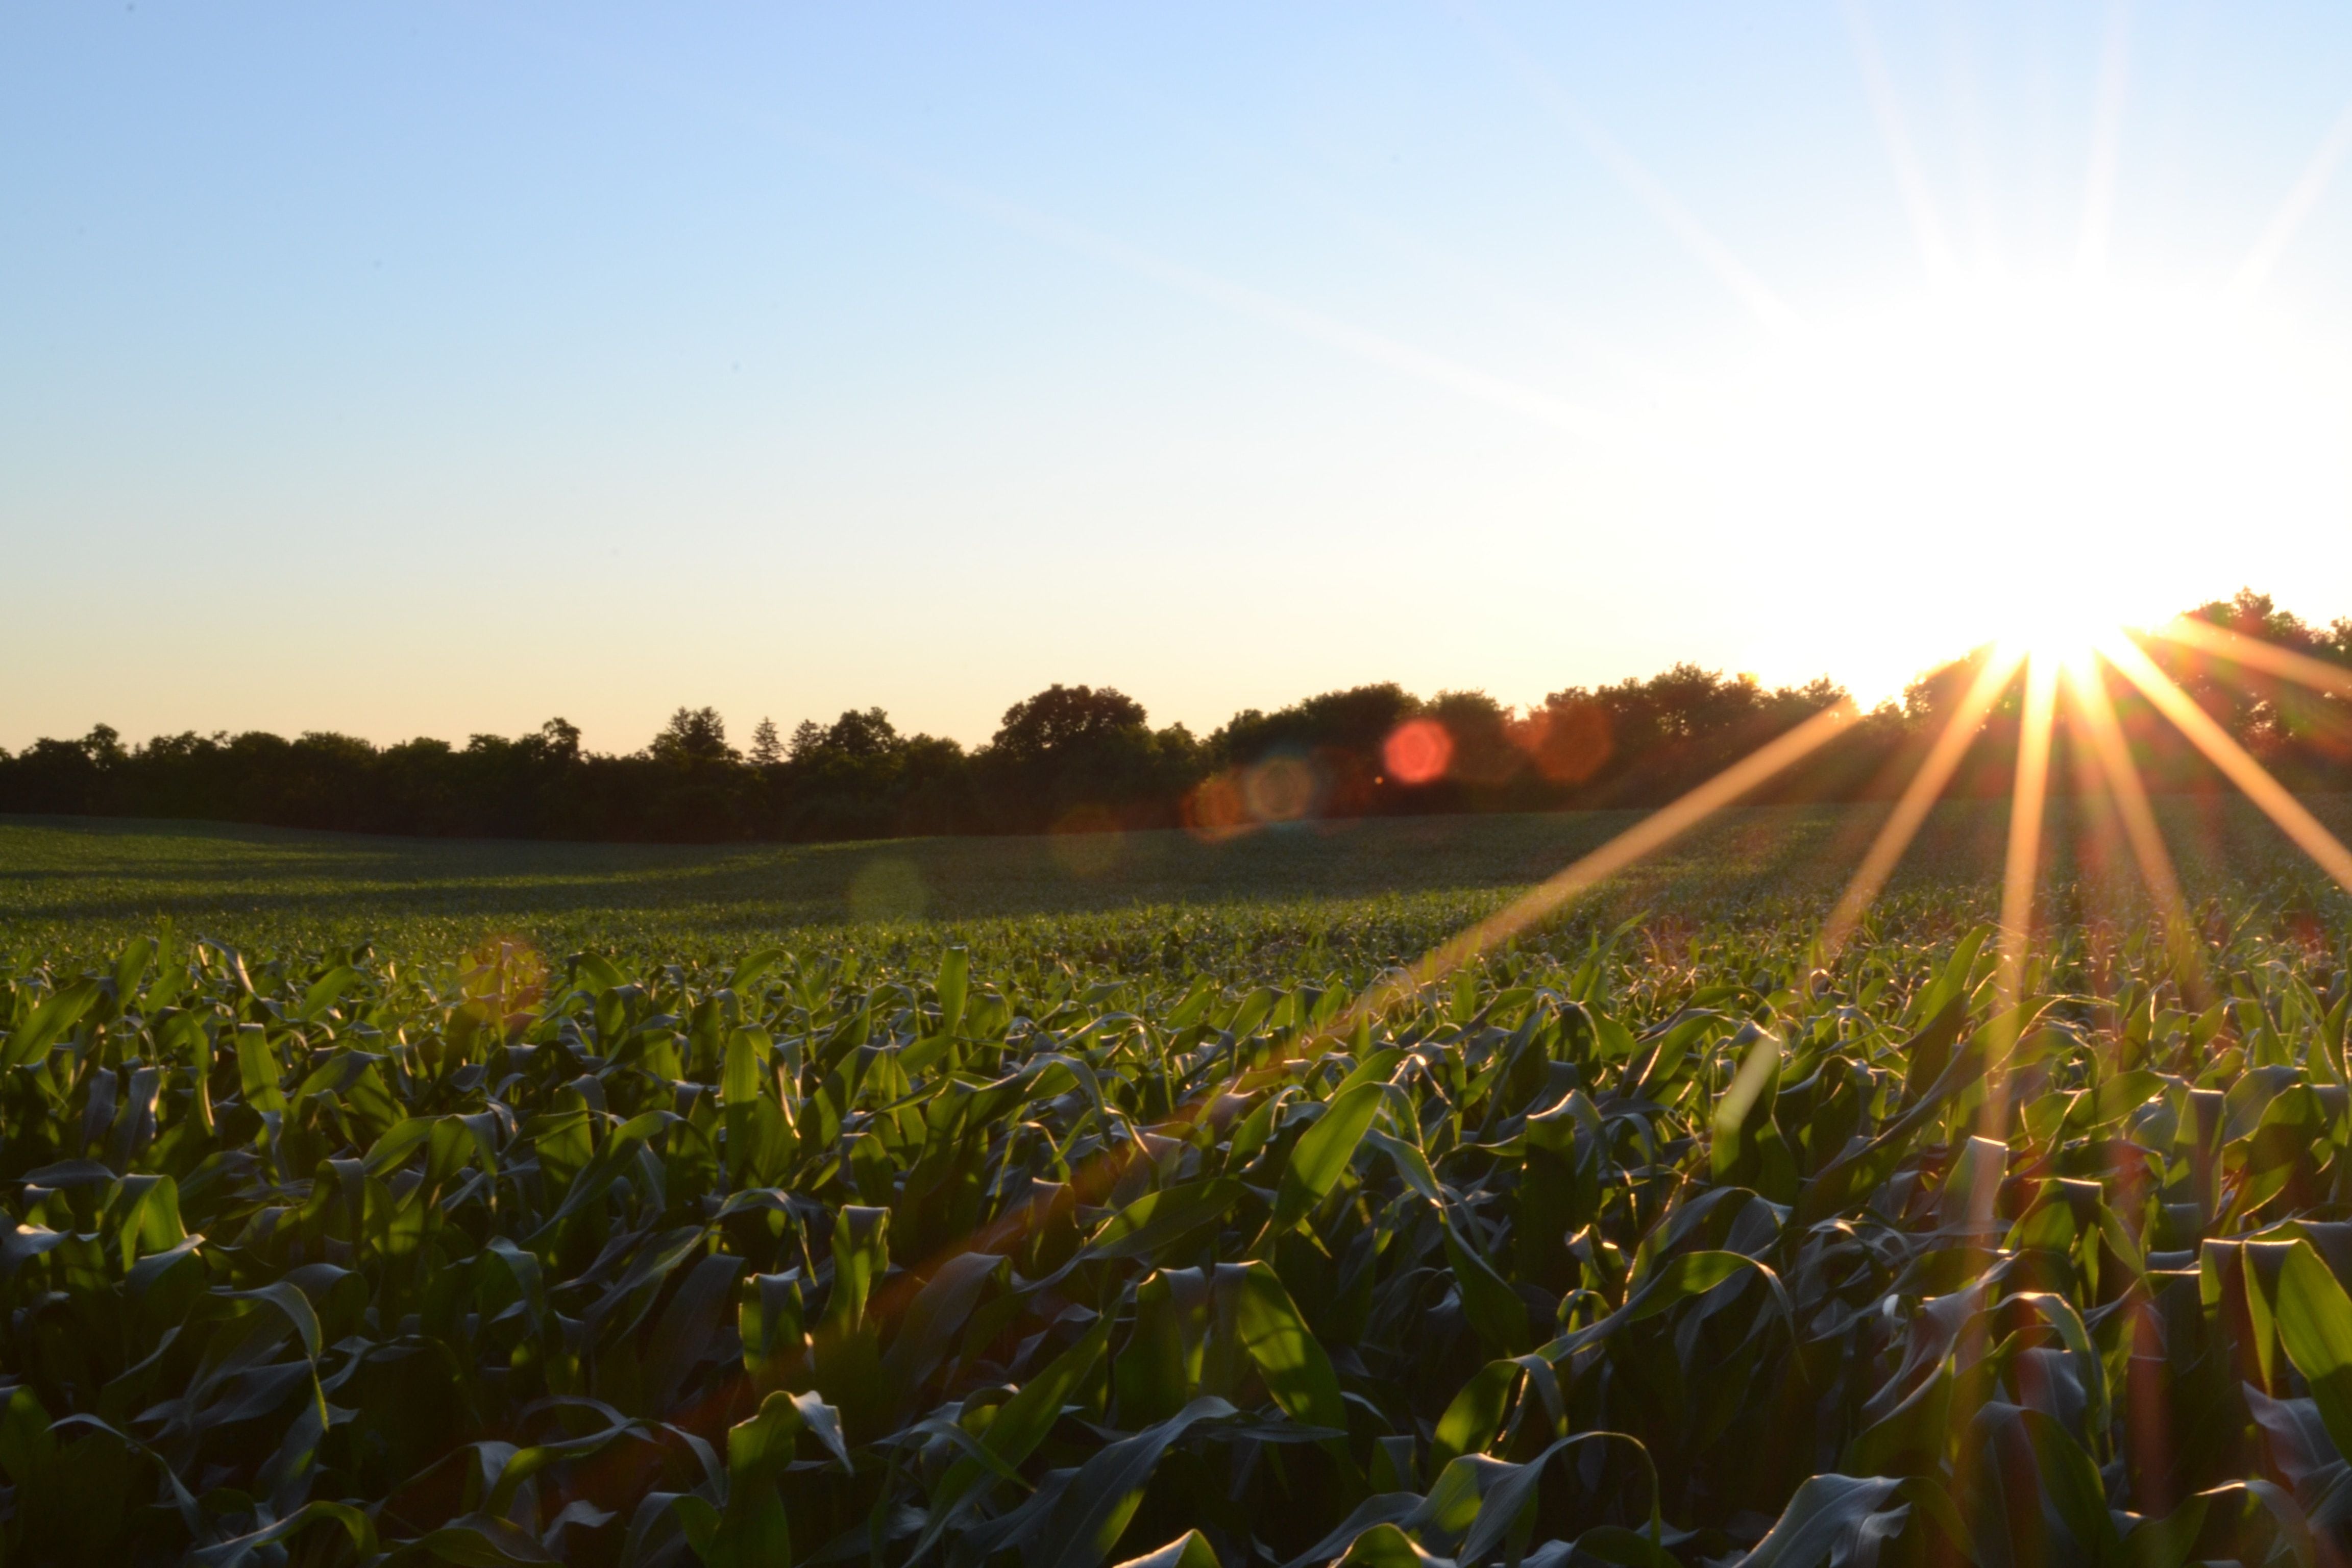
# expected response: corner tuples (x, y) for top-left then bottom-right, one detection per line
(9, 3), (2352, 753)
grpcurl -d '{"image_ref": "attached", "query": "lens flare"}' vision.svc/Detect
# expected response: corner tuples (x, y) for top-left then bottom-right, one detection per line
(1817, 620), (2352, 1056)
(1383, 719), (1453, 785)
(1512, 700), (1614, 783)
(1821, 645), (2025, 957)
(2062, 655), (2209, 1004)
(1180, 772), (1252, 841)
(1241, 755), (1318, 822)
(2099, 632), (2352, 895)
(1674, 279), (2351, 699)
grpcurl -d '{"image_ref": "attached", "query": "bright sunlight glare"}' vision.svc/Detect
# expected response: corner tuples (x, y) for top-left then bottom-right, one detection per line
(1650, 280), (2352, 701)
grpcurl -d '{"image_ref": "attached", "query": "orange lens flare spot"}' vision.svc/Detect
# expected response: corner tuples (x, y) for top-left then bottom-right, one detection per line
(1383, 719), (1453, 785)
(1241, 756), (1317, 822)
(1180, 773), (1251, 842)
(1512, 701), (1613, 783)
(1181, 755), (1327, 839)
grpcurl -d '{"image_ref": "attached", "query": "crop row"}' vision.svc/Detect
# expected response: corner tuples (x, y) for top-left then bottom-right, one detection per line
(0, 908), (2348, 1567)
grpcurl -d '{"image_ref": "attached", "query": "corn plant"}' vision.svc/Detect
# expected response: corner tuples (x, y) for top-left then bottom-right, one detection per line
(0, 902), (2348, 1567)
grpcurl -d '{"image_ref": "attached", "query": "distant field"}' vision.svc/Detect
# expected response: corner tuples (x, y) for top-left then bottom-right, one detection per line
(5, 793), (2344, 968)
(6, 797), (2352, 1565)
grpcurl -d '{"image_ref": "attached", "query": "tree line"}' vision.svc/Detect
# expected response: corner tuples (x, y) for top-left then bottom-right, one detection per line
(4, 591), (2346, 844)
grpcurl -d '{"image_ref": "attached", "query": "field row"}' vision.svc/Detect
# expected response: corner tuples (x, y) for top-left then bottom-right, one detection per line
(6, 795), (2345, 964)
(2, 881), (2349, 1564)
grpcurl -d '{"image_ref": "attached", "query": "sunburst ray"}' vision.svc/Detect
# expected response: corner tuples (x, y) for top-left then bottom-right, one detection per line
(849, 697), (1863, 1315)
(1454, 1), (1805, 341)
(1842, 0), (1959, 284)
(1977, 652), (2060, 1154)
(2145, 615), (2352, 699)
(2074, 0), (2132, 280)
(1821, 645), (2025, 957)
(2226, 94), (2352, 309)
(2100, 633), (2352, 894)
(2064, 653), (2211, 1006)
(1217, 701), (1863, 1106)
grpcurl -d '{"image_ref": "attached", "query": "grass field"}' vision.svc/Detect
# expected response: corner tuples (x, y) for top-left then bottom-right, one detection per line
(7, 794), (2346, 968)
(5, 800), (2352, 1567)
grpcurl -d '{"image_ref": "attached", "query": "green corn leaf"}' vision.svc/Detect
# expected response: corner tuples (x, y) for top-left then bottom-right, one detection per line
(1455, 1432), (1661, 1565)
(1443, 1221), (1533, 1354)
(2266, 1240), (2352, 1460)
(918, 1312), (1114, 1555)
(111, 938), (154, 1011)
(1711, 1026), (1783, 1184)
(1429, 1359), (1519, 1471)
(1229, 1261), (1348, 1435)
(706, 1390), (801, 1568)
(1088, 1177), (1245, 1261)
(1267, 1079), (1387, 1239)
(937, 945), (971, 1037)
(1739, 1474), (1922, 1568)
(1031, 1397), (1236, 1568)
(1333, 1523), (1450, 1568)
(235, 1025), (287, 1114)
(5, 978), (100, 1069)
(1112, 1529), (1221, 1568)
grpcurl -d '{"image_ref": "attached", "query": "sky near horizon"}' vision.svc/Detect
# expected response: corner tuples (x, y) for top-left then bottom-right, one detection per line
(8, 3), (2352, 756)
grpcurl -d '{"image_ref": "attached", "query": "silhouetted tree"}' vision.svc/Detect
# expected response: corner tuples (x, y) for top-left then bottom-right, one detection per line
(1425, 690), (1518, 789)
(983, 684), (1193, 832)
(798, 707), (901, 761)
(2164, 588), (2352, 779)
(749, 718), (783, 768)
(989, 685), (1148, 763)
(4, 588), (2344, 844)
(650, 707), (735, 766)
(1209, 684), (1419, 769)
(538, 718), (581, 764)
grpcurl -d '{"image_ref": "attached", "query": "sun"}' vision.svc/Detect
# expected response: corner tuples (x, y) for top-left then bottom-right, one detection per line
(1988, 619), (2110, 680)
(1653, 276), (2352, 701)
(1979, 575), (2126, 678)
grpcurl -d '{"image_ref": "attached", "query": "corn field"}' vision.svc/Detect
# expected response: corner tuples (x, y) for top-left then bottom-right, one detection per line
(3, 903), (2350, 1568)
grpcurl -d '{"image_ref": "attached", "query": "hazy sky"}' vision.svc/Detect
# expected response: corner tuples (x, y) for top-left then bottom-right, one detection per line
(9, 3), (2352, 754)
